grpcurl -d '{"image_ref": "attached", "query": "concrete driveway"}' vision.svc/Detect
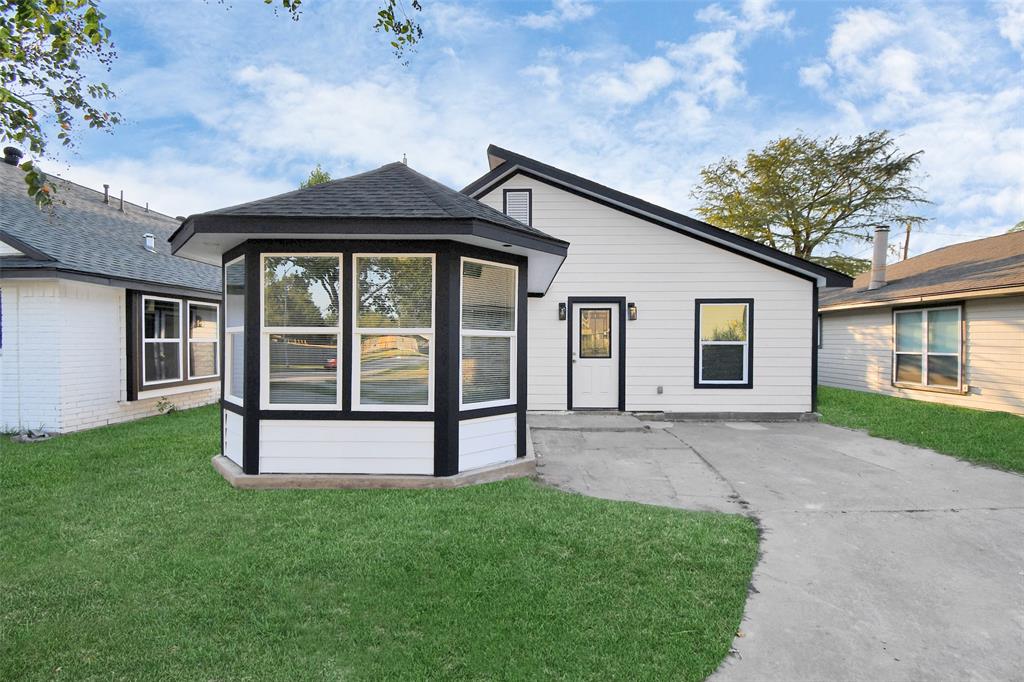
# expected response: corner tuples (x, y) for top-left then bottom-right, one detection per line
(529, 414), (1024, 682)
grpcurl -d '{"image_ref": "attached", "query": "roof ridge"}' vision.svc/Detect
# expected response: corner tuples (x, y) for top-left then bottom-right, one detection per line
(1, 163), (180, 222)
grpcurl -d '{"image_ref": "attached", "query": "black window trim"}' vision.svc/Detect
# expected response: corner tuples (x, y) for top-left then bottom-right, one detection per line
(128, 289), (221, 400)
(502, 188), (532, 227)
(694, 298), (754, 389)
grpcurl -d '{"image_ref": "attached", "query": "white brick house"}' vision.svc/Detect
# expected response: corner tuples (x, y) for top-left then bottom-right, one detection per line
(1, 152), (221, 433)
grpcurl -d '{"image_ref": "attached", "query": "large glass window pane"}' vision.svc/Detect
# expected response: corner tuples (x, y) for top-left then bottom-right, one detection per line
(927, 309), (959, 353)
(228, 333), (244, 399)
(895, 354), (923, 383)
(895, 311), (923, 351)
(225, 258), (245, 328)
(356, 256), (432, 328)
(264, 256), (339, 327)
(145, 342), (181, 382)
(580, 308), (611, 358)
(359, 334), (429, 405)
(462, 336), (511, 403)
(700, 304), (747, 341)
(462, 261), (515, 331)
(927, 355), (959, 387)
(701, 345), (745, 382)
(189, 304), (218, 341)
(190, 343), (217, 378)
(268, 334), (337, 404)
(144, 299), (180, 339)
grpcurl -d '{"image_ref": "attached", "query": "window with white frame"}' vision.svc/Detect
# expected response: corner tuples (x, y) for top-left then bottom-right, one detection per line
(188, 302), (219, 379)
(696, 300), (752, 386)
(142, 296), (183, 385)
(461, 258), (517, 407)
(893, 306), (961, 389)
(224, 257), (245, 404)
(354, 254), (434, 409)
(262, 255), (342, 407)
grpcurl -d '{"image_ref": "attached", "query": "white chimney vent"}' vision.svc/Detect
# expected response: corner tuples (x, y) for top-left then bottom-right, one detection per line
(143, 233), (156, 253)
(868, 226), (890, 290)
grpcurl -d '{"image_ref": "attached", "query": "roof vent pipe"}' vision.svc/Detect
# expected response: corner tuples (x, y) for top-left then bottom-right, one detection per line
(868, 225), (890, 290)
(119, 190), (125, 213)
(103, 184), (109, 204)
(143, 233), (156, 253)
(3, 146), (24, 166)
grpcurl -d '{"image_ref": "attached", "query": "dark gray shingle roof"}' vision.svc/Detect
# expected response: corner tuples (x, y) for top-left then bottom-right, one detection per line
(1, 162), (220, 293)
(200, 161), (553, 239)
(820, 231), (1024, 308)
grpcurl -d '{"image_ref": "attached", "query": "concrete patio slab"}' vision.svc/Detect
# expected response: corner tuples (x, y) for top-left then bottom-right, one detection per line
(530, 414), (1024, 681)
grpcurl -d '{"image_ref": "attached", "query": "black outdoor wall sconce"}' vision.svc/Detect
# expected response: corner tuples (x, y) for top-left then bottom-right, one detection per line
(628, 302), (638, 321)
(558, 302), (567, 321)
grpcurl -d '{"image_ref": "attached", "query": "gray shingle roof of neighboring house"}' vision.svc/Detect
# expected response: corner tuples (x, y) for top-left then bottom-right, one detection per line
(1, 161), (220, 294)
(180, 161), (558, 242)
(819, 231), (1024, 309)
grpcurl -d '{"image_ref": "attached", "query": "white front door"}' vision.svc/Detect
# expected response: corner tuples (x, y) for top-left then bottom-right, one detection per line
(572, 304), (619, 409)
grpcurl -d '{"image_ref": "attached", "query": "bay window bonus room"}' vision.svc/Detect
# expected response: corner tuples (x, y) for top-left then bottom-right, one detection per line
(169, 161), (567, 480)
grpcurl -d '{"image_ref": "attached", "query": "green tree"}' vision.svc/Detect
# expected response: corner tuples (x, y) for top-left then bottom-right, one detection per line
(1009, 220), (1024, 233)
(300, 164), (332, 188)
(2, 0), (424, 206)
(691, 131), (928, 276)
(1, 0), (119, 204)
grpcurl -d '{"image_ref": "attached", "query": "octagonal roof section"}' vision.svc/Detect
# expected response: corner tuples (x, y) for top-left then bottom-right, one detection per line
(171, 161), (568, 295)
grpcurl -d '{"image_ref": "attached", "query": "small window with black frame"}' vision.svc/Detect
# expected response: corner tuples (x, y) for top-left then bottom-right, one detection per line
(696, 300), (752, 387)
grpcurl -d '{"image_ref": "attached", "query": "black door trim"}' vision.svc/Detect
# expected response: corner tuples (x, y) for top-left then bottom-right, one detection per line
(566, 297), (626, 411)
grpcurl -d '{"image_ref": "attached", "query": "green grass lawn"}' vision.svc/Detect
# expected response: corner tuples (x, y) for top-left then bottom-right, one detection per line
(818, 386), (1024, 474)
(1, 405), (758, 681)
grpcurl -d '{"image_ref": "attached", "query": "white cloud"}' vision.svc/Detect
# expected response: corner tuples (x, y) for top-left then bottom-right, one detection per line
(697, 0), (792, 34)
(799, 62), (832, 90)
(520, 64), (562, 88)
(995, 0), (1024, 53)
(519, 0), (596, 30)
(588, 57), (676, 104)
(827, 9), (901, 67)
(665, 30), (745, 107)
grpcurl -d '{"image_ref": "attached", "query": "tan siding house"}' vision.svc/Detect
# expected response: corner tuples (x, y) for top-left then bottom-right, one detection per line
(819, 231), (1024, 415)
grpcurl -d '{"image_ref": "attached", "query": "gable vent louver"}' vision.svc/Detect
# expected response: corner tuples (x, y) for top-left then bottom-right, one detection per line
(503, 190), (531, 226)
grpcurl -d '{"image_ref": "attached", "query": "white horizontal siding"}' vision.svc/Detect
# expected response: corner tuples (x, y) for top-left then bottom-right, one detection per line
(459, 413), (516, 472)
(223, 410), (243, 466)
(478, 175), (814, 413)
(818, 295), (1024, 415)
(259, 420), (434, 474)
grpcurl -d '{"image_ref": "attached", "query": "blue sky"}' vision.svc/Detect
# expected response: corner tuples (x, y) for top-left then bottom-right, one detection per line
(44, 0), (1024, 260)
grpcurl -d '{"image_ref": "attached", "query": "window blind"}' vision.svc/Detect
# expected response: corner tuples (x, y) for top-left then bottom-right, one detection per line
(461, 261), (515, 331)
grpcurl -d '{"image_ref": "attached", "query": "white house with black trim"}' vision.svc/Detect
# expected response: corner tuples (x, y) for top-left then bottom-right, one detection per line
(0, 149), (222, 433)
(170, 146), (851, 480)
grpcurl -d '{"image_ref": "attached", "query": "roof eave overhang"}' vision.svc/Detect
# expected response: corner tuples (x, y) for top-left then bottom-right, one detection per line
(0, 265), (221, 299)
(819, 284), (1024, 312)
(464, 159), (853, 289)
(171, 215), (569, 295)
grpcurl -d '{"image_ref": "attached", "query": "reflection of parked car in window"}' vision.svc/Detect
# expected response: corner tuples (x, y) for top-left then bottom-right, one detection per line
(324, 358), (337, 370)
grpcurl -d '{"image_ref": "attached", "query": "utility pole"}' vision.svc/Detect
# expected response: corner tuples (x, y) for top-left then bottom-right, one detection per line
(902, 222), (912, 260)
